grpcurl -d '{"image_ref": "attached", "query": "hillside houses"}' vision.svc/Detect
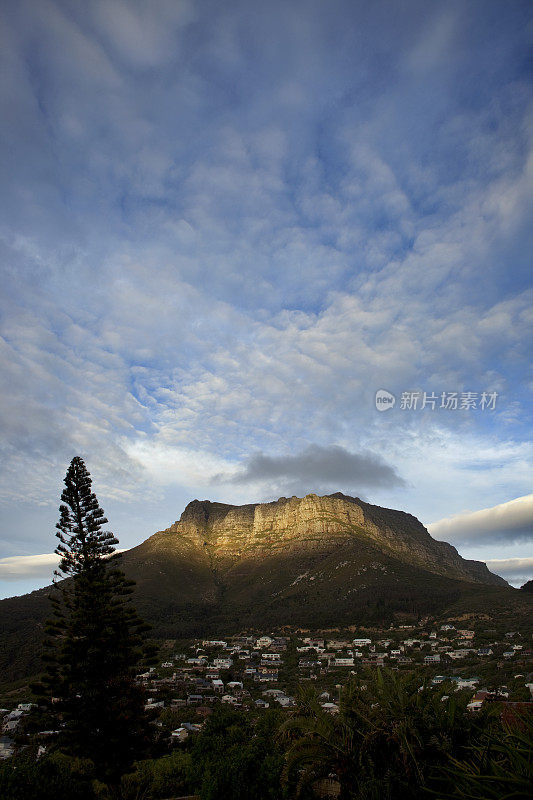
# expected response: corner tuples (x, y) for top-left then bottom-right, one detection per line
(2, 618), (532, 764)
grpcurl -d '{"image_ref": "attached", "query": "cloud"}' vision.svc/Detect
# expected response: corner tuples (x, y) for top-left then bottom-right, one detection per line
(485, 557), (533, 578)
(0, 553), (59, 581)
(428, 494), (533, 546)
(0, 548), (127, 584)
(485, 557), (533, 589)
(218, 444), (404, 495)
(124, 439), (234, 488)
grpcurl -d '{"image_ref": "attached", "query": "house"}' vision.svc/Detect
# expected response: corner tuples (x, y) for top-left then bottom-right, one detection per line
(257, 666), (278, 682)
(303, 638), (325, 649)
(333, 657), (354, 667)
(171, 727), (189, 742)
(363, 657), (384, 667)
(276, 695), (294, 707)
(352, 638), (372, 646)
(424, 654), (440, 664)
(187, 695), (203, 705)
(213, 658), (233, 669)
(467, 689), (491, 711)
(255, 699), (269, 708)
(455, 678), (480, 690)
(3, 720), (20, 733)
(221, 694), (238, 705)
(181, 722), (203, 732)
(212, 679), (224, 692)
(145, 700), (164, 709)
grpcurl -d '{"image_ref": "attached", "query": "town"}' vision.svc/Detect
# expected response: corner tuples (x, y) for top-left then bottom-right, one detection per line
(3, 616), (531, 757)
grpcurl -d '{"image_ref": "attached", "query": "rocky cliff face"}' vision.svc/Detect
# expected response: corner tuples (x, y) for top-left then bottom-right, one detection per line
(164, 492), (506, 587)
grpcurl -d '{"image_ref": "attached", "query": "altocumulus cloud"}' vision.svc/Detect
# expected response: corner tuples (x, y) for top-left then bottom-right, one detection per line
(216, 444), (404, 496)
(1, 0), (532, 569)
(428, 494), (533, 546)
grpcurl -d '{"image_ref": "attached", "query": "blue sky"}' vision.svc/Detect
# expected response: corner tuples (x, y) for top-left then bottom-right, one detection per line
(1, 0), (532, 597)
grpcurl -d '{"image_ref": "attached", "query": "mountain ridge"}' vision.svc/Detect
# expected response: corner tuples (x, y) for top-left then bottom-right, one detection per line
(1, 491), (525, 686)
(159, 492), (506, 587)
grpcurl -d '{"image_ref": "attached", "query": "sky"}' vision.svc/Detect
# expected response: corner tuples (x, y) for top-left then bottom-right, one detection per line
(1, 0), (532, 598)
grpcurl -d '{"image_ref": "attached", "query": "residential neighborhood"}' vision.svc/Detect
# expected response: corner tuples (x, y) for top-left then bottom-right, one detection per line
(5, 615), (531, 757)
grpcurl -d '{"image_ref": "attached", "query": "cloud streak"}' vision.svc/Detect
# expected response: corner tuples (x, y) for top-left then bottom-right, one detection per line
(0, 553), (59, 581)
(485, 557), (533, 588)
(428, 495), (533, 546)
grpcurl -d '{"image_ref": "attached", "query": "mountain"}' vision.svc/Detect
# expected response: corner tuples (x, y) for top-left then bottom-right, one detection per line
(1, 492), (528, 685)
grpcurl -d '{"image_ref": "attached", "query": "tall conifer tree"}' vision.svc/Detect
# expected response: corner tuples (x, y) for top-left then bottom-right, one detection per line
(36, 456), (154, 782)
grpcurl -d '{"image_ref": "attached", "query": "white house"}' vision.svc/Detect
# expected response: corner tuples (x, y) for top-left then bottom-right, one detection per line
(221, 694), (238, 705)
(213, 658), (233, 669)
(261, 652), (281, 662)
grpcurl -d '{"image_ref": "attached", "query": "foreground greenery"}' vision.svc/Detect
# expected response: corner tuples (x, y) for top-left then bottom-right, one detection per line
(2, 670), (532, 800)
